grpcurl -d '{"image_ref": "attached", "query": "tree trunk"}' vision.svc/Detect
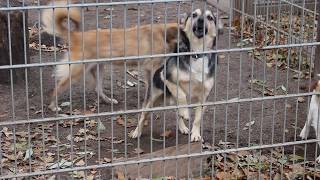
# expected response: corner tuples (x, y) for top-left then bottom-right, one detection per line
(0, 0), (29, 84)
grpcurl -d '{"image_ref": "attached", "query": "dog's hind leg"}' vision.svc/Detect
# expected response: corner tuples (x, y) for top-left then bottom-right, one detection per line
(162, 79), (190, 135)
(90, 64), (118, 104)
(129, 86), (163, 139)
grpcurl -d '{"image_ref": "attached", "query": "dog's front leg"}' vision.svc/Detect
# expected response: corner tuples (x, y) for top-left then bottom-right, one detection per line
(299, 108), (313, 139)
(191, 106), (204, 142)
(129, 87), (163, 139)
(191, 82), (213, 142)
(163, 79), (190, 135)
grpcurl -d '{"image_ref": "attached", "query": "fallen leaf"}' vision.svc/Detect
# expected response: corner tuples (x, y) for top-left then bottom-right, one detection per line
(2, 127), (12, 137)
(103, 14), (116, 19)
(39, 156), (54, 163)
(128, 7), (138, 11)
(34, 110), (42, 114)
(75, 159), (85, 166)
(87, 175), (95, 180)
(126, 80), (136, 87)
(114, 139), (124, 144)
(218, 140), (233, 146)
(116, 116), (136, 127)
(47, 175), (56, 180)
(219, 54), (226, 59)
(116, 116), (125, 126)
(244, 121), (255, 130)
(266, 62), (274, 68)
(23, 148), (33, 161)
(133, 148), (144, 154)
(60, 102), (70, 107)
(103, 158), (111, 163)
(216, 171), (232, 180)
(86, 120), (97, 128)
(48, 159), (73, 169)
(288, 154), (305, 162)
(0, 112), (8, 118)
(297, 97), (305, 103)
(280, 85), (287, 92)
(97, 120), (106, 131)
(104, 7), (114, 11)
(286, 103), (292, 108)
(70, 171), (85, 178)
(160, 130), (173, 138)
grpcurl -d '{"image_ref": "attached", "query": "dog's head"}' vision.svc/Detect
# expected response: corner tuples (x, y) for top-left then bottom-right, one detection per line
(180, 9), (222, 49)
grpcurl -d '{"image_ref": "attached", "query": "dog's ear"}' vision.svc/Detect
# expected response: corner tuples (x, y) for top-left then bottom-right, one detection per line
(217, 18), (224, 35)
(179, 13), (189, 29)
(213, 12), (224, 35)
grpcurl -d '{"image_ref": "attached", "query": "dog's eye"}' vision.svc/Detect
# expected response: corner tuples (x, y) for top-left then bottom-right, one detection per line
(207, 15), (214, 21)
(192, 12), (197, 18)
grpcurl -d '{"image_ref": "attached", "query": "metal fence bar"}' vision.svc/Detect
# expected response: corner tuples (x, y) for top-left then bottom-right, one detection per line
(0, 0), (189, 11)
(1, 91), (319, 127)
(1, 41), (320, 70)
(0, 139), (319, 180)
(281, 0), (319, 14)
(0, 0), (319, 179)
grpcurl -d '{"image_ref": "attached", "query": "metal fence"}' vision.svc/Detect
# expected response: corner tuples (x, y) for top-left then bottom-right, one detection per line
(0, 0), (319, 179)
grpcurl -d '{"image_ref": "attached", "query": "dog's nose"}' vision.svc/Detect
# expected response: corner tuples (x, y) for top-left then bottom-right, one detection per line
(197, 18), (204, 27)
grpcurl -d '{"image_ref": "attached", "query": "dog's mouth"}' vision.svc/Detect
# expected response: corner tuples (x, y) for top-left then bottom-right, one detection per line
(192, 22), (208, 38)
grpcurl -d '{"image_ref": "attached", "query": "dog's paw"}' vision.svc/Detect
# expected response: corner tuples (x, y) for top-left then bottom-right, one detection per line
(179, 125), (189, 135)
(191, 130), (203, 142)
(299, 128), (308, 140)
(129, 128), (141, 139)
(48, 103), (61, 112)
(110, 98), (119, 104)
(105, 97), (118, 104)
(316, 156), (320, 163)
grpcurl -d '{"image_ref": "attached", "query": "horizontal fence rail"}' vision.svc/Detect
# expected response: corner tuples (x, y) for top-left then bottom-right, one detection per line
(0, 0), (319, 179)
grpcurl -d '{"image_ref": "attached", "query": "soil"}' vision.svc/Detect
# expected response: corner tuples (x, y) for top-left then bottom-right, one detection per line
(0, 0), (317, 179)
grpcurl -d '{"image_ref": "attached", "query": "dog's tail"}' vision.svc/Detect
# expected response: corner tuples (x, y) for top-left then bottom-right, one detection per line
(41, 1), (81, 39)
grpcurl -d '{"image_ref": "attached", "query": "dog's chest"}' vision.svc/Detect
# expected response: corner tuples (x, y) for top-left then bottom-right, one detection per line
(190, 56), (210, 81)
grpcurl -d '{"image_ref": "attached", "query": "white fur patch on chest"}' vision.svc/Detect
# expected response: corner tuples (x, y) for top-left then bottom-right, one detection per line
(190, 56), (210, 81)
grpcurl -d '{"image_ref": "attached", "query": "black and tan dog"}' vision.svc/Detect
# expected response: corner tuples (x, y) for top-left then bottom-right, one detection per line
(41, 0), (180, 111)
(130, 9), (221, 142)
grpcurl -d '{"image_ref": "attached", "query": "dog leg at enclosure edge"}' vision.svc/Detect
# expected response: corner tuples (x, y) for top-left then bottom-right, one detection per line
(299, 80), (320, 162)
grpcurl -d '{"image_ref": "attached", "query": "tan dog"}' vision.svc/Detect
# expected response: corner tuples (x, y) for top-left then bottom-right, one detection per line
(41, 1), (179, 111)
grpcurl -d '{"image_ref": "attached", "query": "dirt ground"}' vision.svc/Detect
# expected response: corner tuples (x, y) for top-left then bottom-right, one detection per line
(0, 0), (318, 179)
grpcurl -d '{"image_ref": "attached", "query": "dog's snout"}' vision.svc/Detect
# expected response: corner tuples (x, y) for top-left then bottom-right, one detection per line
(197, 18), (204, 27)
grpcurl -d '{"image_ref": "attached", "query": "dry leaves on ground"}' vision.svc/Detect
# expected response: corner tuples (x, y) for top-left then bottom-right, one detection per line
(233, 13), (315, 79)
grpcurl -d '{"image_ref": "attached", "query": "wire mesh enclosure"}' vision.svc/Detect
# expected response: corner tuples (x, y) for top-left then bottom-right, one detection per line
(0, 0), (319, 179)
